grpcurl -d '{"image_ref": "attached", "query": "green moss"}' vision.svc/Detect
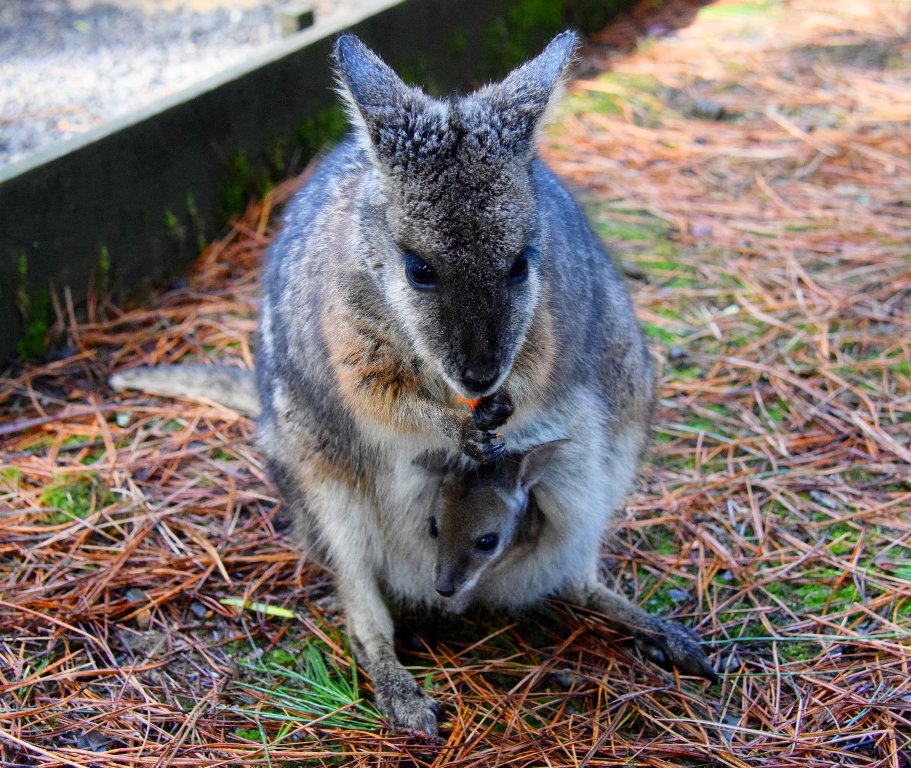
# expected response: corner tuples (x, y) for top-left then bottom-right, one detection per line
(641, 321), (686, 345)
(781, 640), (820, 663)
(0, 467), (22, 492)
(597, 216), (670, 242)
(185, 193), (207, 252)
(17, 298), (53, 360)
(221, 153), (247, 220)
(263, 647), (297, 668)
(795, 582), (861, 611)
(233, 726), (265, 741)
(164, 209), (187, 244)
(39, 475), (115, 524)
(13, 252), (54, 360)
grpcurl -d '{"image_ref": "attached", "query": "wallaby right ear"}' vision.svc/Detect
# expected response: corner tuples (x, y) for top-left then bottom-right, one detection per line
(476, 30), (578, 155)
(333, 34), (431, 156)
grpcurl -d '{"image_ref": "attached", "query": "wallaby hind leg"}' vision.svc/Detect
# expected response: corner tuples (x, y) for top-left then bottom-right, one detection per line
(565, 579), (716, 681)
(340, 574), (438, 734)
(265, 454), (439, 733)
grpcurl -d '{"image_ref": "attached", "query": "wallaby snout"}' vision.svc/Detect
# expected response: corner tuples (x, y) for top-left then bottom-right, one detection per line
(433, 562), (464, 597)
(462, 359), (500, 395)
(434, 575), (456, 597)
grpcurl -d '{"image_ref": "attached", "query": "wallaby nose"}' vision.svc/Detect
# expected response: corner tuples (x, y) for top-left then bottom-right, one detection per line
(434, 576), (456, 597)
(462, 362), (499, 394)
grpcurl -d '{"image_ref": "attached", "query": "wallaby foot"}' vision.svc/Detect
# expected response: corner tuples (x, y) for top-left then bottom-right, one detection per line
(633, 616), (717, 682)
(370, 647), (439, 735)
(342, 581), (439, 735)
(567, 579), (716, 681)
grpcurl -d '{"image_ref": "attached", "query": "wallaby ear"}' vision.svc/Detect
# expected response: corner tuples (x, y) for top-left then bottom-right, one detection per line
(477, 30), (578, 153)
(517, 438), (570, 489)
(414, 449), (453, 475)
(333, 34), (430, 155)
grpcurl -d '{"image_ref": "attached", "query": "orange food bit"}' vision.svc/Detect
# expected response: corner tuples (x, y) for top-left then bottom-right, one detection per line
(455, 395), (483, 410)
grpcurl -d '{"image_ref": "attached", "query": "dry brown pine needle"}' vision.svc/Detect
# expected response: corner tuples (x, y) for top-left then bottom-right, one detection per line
(2, 0), (910, 765)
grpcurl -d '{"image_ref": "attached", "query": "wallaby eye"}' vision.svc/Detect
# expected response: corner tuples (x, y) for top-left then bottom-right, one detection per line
(404, 251), (438, 290)
(476, 533), (499, 552)
(429, 517), (439, 538)
(509, 250), (530, 285)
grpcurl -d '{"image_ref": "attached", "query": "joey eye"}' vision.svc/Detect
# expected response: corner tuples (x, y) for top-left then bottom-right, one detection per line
(429, 517), (439, 538)
(476, 533), (499, 552)
(509, 250), (530, 285)
(404, 251), (438, 290)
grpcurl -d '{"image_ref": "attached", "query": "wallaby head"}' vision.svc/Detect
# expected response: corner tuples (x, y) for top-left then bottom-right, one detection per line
(419, 439), (568, 607)
(333, 32), (577, 398)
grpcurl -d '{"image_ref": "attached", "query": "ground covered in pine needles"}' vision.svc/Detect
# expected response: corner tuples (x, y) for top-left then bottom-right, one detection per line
(2, 0), (910, 765)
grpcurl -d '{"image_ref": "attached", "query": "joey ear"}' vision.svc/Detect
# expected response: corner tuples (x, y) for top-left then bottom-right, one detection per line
(333, 34), (432, 157)
(517, 438), (570, 489)
(477, 30), (578, 153)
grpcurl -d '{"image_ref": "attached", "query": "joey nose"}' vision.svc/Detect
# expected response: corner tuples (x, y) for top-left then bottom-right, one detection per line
(462, 363), (499, 394)
(434, 578), (456, 597)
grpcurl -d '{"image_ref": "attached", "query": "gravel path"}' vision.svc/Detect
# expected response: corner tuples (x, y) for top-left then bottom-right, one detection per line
(0, 0), (357, 167)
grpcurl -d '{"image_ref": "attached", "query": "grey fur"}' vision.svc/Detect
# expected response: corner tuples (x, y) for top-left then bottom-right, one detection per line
(255, 31), (713, 732)
(112, 31), (714, 734)
(423, 440), (566, 611)
(110, 365), (260, 416)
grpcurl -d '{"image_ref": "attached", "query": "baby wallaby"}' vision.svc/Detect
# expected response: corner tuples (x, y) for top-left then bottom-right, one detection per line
(421, 440), (566, 613)
(421, 441), (715, 683)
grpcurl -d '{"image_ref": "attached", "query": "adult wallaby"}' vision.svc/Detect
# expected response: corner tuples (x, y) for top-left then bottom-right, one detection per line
(112, 30), (715, 734)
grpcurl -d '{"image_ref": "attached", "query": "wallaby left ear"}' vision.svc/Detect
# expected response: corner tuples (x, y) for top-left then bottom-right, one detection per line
(476, 30), (578, 153)
(518, 438), (570, 489)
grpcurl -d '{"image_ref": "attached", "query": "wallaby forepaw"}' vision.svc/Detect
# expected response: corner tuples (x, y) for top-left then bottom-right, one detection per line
(635, 619), (717, 682)
(459, 417), (505, 463)
(376, 684), (439, 736)
(473, 391), (513, 431)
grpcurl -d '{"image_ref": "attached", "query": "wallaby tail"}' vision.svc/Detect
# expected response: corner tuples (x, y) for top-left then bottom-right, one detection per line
(109, 365), (261, 417)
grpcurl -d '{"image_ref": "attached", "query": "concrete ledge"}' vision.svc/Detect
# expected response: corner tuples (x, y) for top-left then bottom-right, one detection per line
(0, 0), (629, 363)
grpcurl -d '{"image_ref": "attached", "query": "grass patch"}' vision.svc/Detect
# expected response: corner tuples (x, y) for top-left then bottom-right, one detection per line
(38, 475), (115, 524)
(235, 641), (382, 734)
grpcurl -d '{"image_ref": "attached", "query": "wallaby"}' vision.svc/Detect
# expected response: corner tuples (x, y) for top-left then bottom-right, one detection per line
(420, 441), (714, 678)
(111, 30), (715, 734)
(419, 440), (566, 614)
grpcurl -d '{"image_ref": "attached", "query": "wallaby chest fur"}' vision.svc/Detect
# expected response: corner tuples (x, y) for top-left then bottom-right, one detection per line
(257, 131), (652, 596)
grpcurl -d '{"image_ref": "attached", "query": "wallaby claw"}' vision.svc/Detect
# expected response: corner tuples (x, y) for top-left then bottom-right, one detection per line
(459, 417), (506, 463)
(462, 434), (506, 462)
(473, 391), (514, 431)
(634, 619), (717, 682)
